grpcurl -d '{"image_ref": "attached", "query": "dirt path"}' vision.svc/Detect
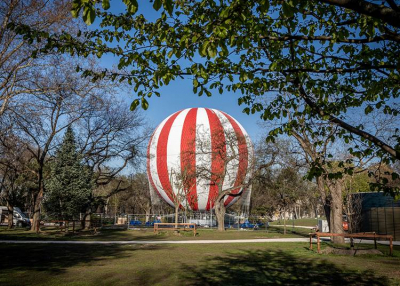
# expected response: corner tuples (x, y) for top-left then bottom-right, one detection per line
(0, 238), (398, 245)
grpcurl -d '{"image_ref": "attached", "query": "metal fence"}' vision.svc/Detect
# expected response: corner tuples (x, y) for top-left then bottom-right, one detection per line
(88, 211), (257, 230)
(123, 212), (252, 230)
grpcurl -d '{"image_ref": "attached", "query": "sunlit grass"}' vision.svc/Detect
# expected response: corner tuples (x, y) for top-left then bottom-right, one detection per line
(0, 242), (399, 286)
(0, 225), (309, 241)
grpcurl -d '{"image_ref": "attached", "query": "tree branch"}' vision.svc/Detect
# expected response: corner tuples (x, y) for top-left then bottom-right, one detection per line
(319, 0), (400, 28)
(294, 79), (400, 160)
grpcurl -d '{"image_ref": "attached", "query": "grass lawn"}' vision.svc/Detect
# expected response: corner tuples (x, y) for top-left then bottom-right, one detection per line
(270, 218), (320, 227)
(0, 241), (399, 286)
(0, 225), (310, 241)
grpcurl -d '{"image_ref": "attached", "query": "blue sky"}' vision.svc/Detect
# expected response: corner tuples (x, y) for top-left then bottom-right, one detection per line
(129, 80), (263, 142)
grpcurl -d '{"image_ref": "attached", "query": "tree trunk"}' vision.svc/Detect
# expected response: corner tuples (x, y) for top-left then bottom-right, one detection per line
(329, 180), (344, 243)
(317, 177), (332, 232)
(323, 201), (331, 231)
(214, 199), (226, 232)
(31, 167), (45, 233)
(294, 205), (299, 219)
(81, 211), (91, 230)
(283, 207), (287, 235)
(7, 202), (13, 229)
(174, 205), (179, 229)
(31, 188), (43, 233)
(145, 204), (151, 223)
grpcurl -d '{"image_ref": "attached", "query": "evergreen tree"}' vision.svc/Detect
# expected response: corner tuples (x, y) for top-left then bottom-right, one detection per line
(44, 126), (94, 220)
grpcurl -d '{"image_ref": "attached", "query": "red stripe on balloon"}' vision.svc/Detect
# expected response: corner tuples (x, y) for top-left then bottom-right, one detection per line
(205, 109), (226, 210)
(221, 112), (249, 206)
(157, 111), (182, 205)
(180, 108), (198, 210)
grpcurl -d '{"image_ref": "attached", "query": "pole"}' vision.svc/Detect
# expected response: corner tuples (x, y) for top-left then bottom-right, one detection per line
(384, 207), (387, 235)
(390, 237), (393, 256)
(392, 205), (396, 240)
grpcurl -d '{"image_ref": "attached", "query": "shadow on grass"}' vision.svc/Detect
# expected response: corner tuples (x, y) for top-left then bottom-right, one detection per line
(0, 243), (164, 274)
(269, 226), (311, 238)
(181, 249), (390, 286)
(0, 226), (167, 241)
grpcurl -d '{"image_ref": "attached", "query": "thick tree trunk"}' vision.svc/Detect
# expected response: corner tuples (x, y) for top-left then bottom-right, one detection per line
(317, 177), (331, 231)
(214, 200), (226, 232)
(81, 211), (91, 230)
(323, 201), (331, 231)
(329, 180), (344, 244)
(7, 203), (13, 229)
(31, 167), (45, 233)
(31, 188), (43, 233)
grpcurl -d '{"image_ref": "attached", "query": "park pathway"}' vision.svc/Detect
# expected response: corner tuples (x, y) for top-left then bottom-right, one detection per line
(1, 238), (398, 245)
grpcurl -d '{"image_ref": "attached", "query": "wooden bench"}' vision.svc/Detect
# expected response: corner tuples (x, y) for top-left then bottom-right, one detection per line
(46, 220), (79, 233)
(154, 223), (197, 236)
(309, 232), (394, 256)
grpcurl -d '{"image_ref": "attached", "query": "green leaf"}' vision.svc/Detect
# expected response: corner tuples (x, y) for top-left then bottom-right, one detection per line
(164, 0), (173, 15)
(365, 105), (373, 115)
(199, 42), (209, 57)
(153, 0), (162, 11)
(71, 8), (79, 18)
(82, 6), (96, 25)
(270, 61), (278, 71)
(239, 72), (248, 82)
(141, 97), (149, 110)
(207, 44), (217, 58)
(130, 99), (140, 111)
(282, 2), (294, 18)
(102, 0), (110, 10)
(124, 0), (138, 14)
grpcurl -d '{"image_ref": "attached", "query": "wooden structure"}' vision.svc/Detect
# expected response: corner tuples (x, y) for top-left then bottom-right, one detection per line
(38, 220), (79, 233)
(309, 232), (394, 256)
(154, 223), (197, 236)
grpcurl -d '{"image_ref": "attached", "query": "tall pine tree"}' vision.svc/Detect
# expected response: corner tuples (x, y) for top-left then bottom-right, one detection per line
(44, 126), (93, 220)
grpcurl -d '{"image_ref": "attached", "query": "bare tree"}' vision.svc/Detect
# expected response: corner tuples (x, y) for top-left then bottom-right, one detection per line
(0, 132), (35, 228)
(0, 0), (74, 116)
(7, 57), (108, 232)
(167, 166), (198, 229)
(76, 96), (150, 187)
(191, 119), (253, 231)
(71, 94), (150, 225)
(98, 173), (153, 221)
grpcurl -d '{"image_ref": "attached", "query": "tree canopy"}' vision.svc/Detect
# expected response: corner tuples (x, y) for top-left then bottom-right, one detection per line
(9, 0), (400, 192)
(44, 126), (94, 220)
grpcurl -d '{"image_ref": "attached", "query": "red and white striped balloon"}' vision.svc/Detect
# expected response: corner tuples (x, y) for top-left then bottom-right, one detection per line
(147, 108), (253, 211)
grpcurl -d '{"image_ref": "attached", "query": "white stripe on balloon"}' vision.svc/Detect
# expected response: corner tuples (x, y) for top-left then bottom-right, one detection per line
(195, 108), (212, 210)
(167, 108), (190, 207)
(149, 113), (175, 207)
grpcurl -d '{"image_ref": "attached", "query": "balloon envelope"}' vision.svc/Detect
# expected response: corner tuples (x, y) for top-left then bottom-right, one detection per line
(147, 108), (253, 211)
